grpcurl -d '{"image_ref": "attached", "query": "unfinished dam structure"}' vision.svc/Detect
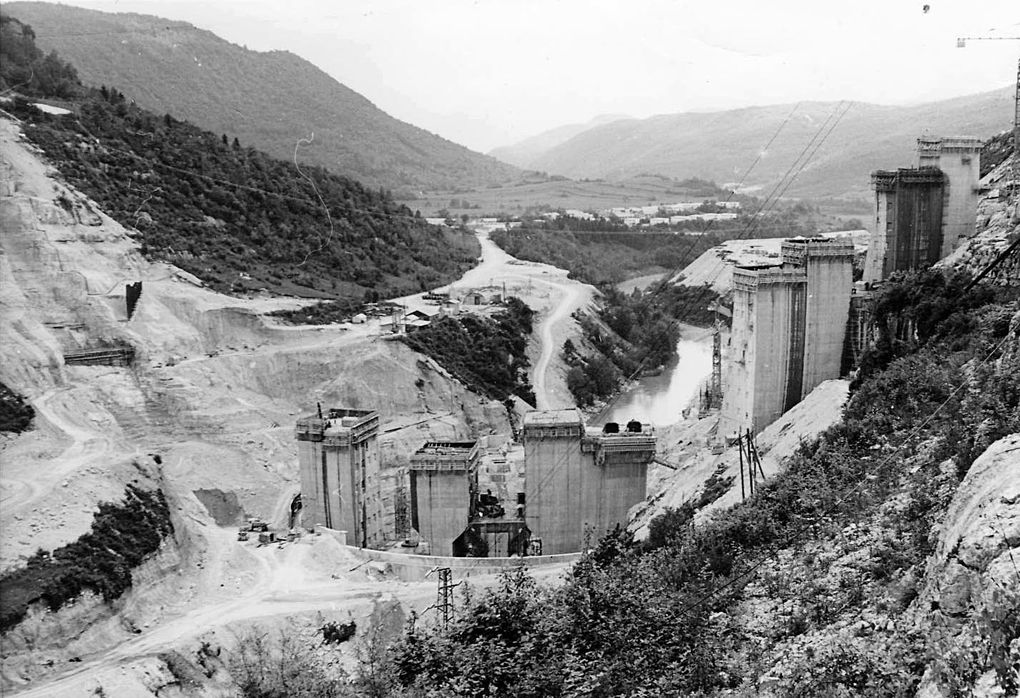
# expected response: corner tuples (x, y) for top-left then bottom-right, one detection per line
(295, 408), (385, 548)
(407, 441), (479, 557)
(296, 407), (652, 557)
(720, 236), (854, 436)
(863, 136), (981, 283)
(524, 409), (655, 555)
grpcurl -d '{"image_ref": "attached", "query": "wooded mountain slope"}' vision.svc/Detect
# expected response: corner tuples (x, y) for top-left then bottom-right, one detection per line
(499, 89), (1014, 199)
(6, 1), (520, 196)
(2, 13), (480, 301)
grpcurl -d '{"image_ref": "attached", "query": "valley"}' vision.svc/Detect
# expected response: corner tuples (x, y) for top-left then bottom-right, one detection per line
(1, 3), (1019, 696)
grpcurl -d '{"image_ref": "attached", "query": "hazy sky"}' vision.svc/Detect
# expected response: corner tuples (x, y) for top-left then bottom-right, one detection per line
(59, 0), (1020, 152)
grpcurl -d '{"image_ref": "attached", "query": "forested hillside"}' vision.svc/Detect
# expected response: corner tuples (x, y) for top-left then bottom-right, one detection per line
(6, 2), (520, 196)
(506, 89), (1014, 199)
(2, 14), (480, 301)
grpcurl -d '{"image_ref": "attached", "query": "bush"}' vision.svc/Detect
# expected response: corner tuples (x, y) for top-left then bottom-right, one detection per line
(0, 484), (173, 631)
(0, 381), (34, 433)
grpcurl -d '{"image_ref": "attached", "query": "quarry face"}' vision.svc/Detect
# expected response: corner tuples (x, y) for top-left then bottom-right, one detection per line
(0, 117), (590, 694)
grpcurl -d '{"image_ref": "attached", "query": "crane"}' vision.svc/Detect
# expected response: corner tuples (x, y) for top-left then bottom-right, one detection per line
(956, 35), (1020, 208)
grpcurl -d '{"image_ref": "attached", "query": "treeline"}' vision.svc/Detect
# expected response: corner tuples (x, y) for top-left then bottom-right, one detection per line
(401, 298), (536, 406)
(491, 227), (718, 287)
(0, 15), (81, 98)
(0, 484), (173, 631)
(378, 270), (1020, 696)
(2, 19), (479, 302)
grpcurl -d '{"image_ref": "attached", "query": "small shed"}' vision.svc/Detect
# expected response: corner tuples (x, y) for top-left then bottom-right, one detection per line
(351, 312), (368, 324)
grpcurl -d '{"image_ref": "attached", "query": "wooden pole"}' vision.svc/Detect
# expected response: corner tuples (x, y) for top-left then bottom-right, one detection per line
(738, 432), (746, 501)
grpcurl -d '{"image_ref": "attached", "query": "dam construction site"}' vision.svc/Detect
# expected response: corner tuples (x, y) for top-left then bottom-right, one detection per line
(3, 93), (1018, 692)
(1, 6), (1020, 695)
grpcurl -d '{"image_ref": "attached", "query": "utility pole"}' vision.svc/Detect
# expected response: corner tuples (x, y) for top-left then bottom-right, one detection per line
(738, 432), (746, 501)
(435, 567), (459, 629)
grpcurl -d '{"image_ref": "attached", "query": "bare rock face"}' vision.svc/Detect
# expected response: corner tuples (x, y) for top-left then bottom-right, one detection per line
(915, 433), (1020, 697)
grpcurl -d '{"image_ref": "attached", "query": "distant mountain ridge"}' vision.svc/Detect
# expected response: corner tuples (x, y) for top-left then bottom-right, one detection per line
(7, 1), (520, 195)
(493, 90), (1014, 199)
(489, 114), (630, 168)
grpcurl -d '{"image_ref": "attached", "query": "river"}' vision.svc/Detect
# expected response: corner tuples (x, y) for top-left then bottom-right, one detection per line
(596, 328), (714, 427)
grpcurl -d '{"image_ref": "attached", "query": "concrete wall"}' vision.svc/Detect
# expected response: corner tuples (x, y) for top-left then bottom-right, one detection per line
(720, 285), (755, 437)
(864, 189), (893, 284)
(524, 429), (585, 554)
(597, 456), (648, 537)
(891, 177), (944, 274)
(343, 542), (581, 582)
(801, 251), (853, 400)
(411, 470), (470, 557)
(721, 239), (852, 436)
(298, 439), (326, 528)
(918, 137), (981, 258)
(751, 278), (800, 432)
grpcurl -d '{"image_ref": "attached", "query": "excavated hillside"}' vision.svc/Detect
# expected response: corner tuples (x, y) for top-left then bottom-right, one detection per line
(0, 115), (520, 692)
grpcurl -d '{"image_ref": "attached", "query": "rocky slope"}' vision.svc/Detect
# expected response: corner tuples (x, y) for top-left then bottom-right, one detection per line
(6, 2), (520, 195)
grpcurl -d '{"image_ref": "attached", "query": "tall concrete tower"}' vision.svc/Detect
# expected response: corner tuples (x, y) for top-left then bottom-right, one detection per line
(917, 136), (982, 258)
(407, 441), (478, 556)
(295, 408), (381, 547)
(863, 168), (946, 284)
(721, 237), (854, 436)
(782, 237), (854, 401)
(524, 409), (654, 554)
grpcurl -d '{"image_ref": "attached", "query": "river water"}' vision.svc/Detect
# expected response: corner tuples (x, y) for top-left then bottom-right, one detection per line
(596, 333), (713, 427)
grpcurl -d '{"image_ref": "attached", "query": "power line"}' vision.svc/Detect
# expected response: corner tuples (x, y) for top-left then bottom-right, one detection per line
(530, 103), (830, 503)
(592, 101), (855, 425)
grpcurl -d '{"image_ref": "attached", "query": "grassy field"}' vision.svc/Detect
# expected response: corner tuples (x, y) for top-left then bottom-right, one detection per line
(400, 174), (731, 217)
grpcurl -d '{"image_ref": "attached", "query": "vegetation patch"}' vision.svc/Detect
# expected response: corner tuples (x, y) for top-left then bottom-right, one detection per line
(0, 381), (34, 434)
(0, 484), (173, 632)
(566, 283), (722, 405)
(382, 270), (1020, 695)
(401, 298), (536, 406)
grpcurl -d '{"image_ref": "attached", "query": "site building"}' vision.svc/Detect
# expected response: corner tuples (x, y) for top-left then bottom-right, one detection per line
(720, 236), (854, 436)
(295, 408), (385, 547)
(523, 409), (655, 555)
(407, 441), (479, 557)
(917, 136), (982, 258)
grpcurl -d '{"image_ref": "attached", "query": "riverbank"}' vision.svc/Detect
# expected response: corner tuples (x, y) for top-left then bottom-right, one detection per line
(595, 322), (714, 427)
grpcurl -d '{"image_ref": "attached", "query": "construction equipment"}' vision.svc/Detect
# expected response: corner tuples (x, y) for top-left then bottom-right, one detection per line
(475, 490), (505, 519)
(247, 518), (269, 532)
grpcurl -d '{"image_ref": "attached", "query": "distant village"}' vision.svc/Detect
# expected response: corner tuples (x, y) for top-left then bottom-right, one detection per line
(425, 199), (742, 231)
